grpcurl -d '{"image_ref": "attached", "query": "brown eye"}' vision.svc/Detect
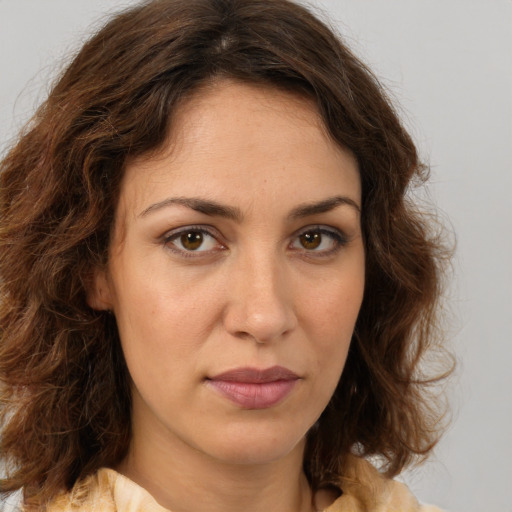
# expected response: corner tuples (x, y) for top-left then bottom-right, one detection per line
(299, 231), (322, 250)
(291, 226), (345, 255)
(180, 231), (203, 251)
(165, 227), (222, 254)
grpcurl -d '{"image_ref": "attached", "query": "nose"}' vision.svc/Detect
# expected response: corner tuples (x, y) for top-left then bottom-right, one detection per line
(222, 252), (297, 344)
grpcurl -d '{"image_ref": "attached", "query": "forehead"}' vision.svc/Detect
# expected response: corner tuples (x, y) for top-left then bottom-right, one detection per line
(118, 80), (360, 218)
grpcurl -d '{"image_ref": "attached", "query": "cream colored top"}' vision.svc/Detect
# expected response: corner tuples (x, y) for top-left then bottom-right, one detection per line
(43, 457), (444, 512)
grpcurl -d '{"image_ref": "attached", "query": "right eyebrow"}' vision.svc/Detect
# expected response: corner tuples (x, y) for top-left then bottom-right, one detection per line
(138, 196), (244, 222)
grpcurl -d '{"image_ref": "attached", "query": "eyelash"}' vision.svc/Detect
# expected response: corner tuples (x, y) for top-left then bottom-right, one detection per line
(163, 225), (225, 258)
(291, 226), (348, 258)
(162, 225), (348, 258)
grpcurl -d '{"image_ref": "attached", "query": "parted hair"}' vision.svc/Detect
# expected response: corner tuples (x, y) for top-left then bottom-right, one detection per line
(0, 0), (451, 507)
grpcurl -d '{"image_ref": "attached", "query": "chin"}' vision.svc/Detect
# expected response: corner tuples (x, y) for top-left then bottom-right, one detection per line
(203, 424), (307, 466)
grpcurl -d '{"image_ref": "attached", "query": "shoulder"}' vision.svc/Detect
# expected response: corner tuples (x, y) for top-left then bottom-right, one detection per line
(42, 469), (117, 512)
(324, 456), (445, 512)
(43, 468), (167, 512)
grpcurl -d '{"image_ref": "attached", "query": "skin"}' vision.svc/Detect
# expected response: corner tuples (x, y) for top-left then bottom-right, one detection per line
(90, 80), (365, 512)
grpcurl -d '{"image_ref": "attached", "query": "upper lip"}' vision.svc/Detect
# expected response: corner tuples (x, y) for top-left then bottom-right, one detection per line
(208, 366), (299, 383)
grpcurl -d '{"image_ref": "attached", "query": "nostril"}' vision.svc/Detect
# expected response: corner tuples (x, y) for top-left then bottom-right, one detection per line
(224, 304), (297, 344)
(221, 262), (297, 343)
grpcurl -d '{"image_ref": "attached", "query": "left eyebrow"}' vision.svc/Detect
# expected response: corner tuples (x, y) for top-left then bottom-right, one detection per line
(289, 195), (361, 219)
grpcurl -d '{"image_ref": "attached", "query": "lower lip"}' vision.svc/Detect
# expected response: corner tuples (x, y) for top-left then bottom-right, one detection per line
(207, 379), (298, 409)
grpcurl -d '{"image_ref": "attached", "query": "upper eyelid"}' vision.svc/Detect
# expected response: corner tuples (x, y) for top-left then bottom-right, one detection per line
(163, 224), (220, 241)
(293, 224), (347, 239)
(161, 224), (346, 240)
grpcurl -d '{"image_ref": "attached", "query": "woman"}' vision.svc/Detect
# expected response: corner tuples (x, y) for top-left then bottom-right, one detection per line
(0, 0), (451, 510)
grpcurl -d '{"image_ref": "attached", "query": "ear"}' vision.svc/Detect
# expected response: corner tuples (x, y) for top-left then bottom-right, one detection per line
(86, 267), (114, 311)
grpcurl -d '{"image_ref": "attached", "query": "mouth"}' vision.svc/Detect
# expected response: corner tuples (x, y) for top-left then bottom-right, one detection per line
(206, 366), (300, 410)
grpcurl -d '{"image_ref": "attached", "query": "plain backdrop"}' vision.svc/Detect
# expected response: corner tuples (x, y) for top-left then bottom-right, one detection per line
(1, 1), (511, 511)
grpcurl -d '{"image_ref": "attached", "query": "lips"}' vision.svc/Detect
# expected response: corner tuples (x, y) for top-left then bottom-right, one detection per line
(206, 366), (300, 409)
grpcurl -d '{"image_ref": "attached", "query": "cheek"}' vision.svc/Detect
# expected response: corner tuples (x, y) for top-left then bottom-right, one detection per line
(299, 267), (364, 378)
(112, 248), (221, 326)
(301, 273), (364, 338)
(109, 260), (225, 381)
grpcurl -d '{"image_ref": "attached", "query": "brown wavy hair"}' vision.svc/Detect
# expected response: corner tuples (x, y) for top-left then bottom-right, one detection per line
(0, 0), (452, 507)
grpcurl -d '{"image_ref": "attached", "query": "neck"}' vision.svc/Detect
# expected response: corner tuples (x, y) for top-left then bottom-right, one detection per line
(117, 402), (317, 512)
(118, 433), (315, 512)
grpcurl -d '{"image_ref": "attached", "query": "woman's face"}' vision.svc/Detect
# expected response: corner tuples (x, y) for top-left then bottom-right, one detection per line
(91, 81), (365, 466)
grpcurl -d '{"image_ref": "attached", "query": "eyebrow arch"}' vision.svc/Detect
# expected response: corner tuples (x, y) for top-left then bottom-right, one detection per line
(139, 194), (360, 222)
(139, 196), (243, 222)
(289, 196), (361, 219)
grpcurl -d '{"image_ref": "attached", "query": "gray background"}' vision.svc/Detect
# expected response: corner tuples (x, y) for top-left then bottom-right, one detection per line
(1, 1), (511, 511)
